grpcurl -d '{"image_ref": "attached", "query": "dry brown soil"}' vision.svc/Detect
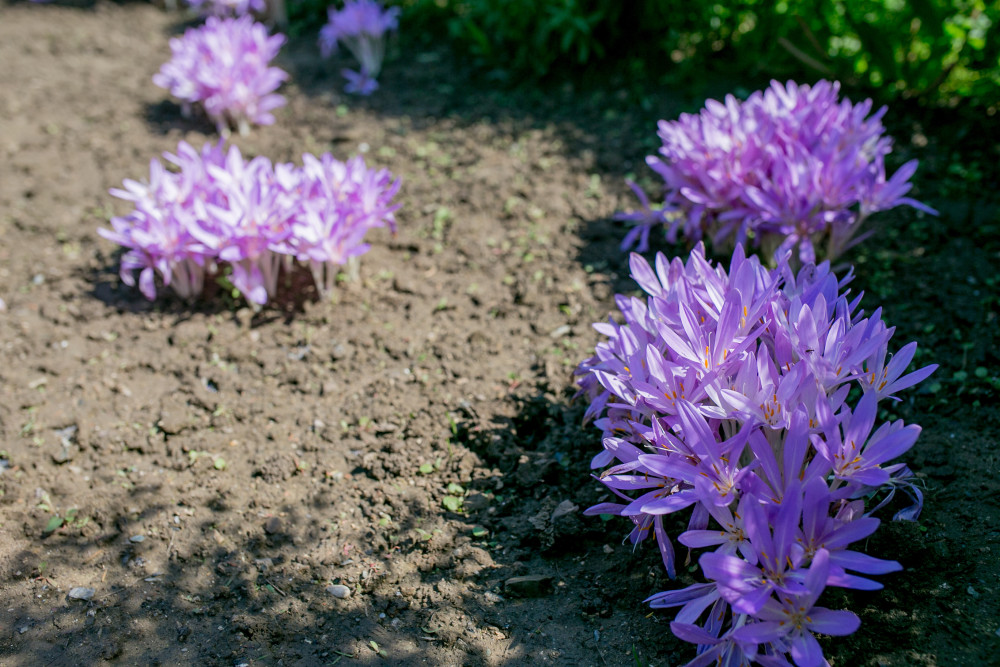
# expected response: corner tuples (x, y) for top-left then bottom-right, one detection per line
(1, 3), (999, 666)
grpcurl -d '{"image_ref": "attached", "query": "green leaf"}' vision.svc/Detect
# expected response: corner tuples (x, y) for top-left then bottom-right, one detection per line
(472, 526), (489, 537)
(446, 482), (465, 495)
(442, 495), (464, 512)
(418, 463), (435, 475)
(213, 457), (227, 470)
(44, 516), (64, 533)
(459, 18), (491, 57)
(842, 8), (901, 82)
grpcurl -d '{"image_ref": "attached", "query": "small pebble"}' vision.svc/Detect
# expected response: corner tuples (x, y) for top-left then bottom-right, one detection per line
(326, 584), (351, 599)
(264, 517), (282, 534)
(129, 535), (145, 543)
(331, 342), (354, 360)
(483, 590), (504, 604)
(68, 587), (95, 601)
(548, 324), (572, 339)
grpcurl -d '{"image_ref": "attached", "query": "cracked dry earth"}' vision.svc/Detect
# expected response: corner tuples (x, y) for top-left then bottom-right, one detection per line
(2, 3), (1000, 667)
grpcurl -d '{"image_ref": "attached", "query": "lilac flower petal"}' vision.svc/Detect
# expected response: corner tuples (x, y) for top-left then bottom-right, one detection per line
(582, 502), (626, 516)
(831, 551), (901, 575)
(654, 516), (677, 578)
(639, 491), (698, 516)
(678, 529), (729, 549)
(808, 608), (861, 635)
(789, 632), (824, 667)
(670, 622), (722, 645)
(699, 552), (760, 591)
(732, 620), (784, 645)
(822, 516), (881, 549)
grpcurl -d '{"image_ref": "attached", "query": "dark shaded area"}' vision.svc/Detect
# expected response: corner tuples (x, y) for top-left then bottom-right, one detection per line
(143, 99), (219, 137)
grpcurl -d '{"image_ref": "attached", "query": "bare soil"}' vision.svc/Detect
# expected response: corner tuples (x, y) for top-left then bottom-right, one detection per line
(1, 3), (999, 666)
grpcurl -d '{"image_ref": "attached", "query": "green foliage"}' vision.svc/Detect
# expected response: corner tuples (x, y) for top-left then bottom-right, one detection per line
(780, 0), (1000, 104)
(400, 0), (999, 107)
(442, 0), (622, 76)
(286, 0), (997, 106)
(287, 0), (331, 35)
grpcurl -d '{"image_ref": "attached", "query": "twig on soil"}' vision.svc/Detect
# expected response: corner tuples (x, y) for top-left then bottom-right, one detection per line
(266, 578), (287, 596)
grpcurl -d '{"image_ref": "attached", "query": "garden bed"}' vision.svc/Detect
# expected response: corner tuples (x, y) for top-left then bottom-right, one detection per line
(1, 3), (998, 665)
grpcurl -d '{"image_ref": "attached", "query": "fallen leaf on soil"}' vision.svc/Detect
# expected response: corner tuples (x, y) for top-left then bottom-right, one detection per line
(504, 574), (554, 598)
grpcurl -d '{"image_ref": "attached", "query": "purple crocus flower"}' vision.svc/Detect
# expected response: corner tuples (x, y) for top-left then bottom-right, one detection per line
(99, 143), (230, 301)
(794, 476), (902, 591)
(619, 80), (936, 264)
(576, 243), (934, 665)
(201, 149), (296, 304)
(671, 619), (756, 667)
(732, 550), (860, 667)
(813, 392), (923, 489)
(319, 0), (400, 95)
(154, 16), (288, 135)
(100, 140), (399, 305)
(291, 152), (400, 296)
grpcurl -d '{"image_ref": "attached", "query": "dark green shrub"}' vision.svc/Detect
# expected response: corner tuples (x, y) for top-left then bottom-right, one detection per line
(442, 0), (624, 76)
(399, 0), (999, 107)
(778, 0), (999, 105)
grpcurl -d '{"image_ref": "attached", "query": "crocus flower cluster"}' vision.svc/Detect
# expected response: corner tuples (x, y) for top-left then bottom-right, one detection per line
(99, 140), (400, 305)
(319, 0), (400, 95)
(186, 0), (266, 17)
(576, 244), (935, 666)
(153, 16), (288, 135)
(618, 80), (936, 264)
